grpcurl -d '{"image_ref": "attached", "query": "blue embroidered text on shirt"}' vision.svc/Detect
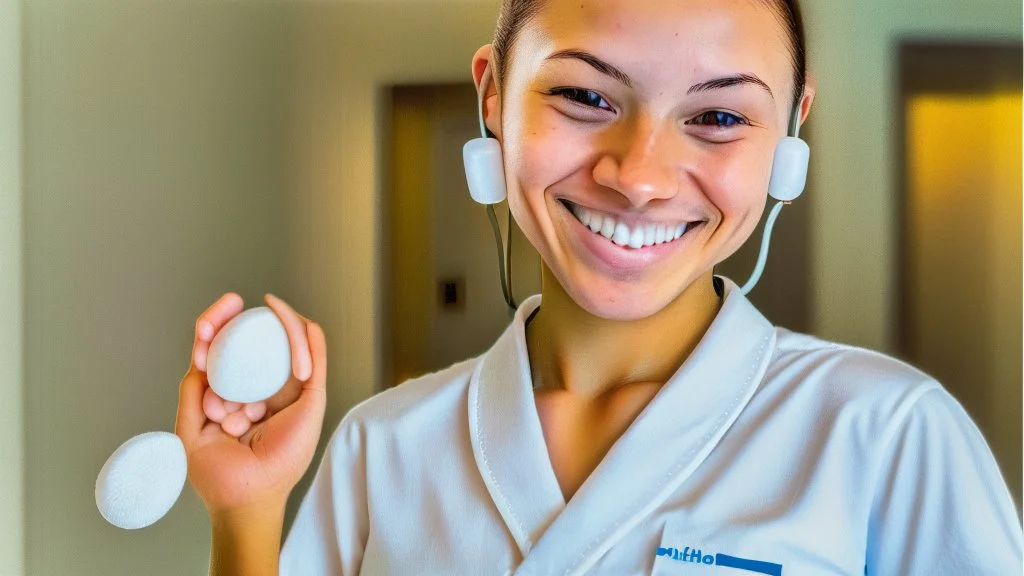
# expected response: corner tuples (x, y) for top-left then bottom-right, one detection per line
(655, 547), (783, 576)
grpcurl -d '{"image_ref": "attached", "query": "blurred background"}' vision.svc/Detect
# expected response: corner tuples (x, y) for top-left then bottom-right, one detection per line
(0, 0), (1020, 574)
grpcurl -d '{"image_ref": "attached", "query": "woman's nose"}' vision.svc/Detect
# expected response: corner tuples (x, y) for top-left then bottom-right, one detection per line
(591, 118), (681, 207)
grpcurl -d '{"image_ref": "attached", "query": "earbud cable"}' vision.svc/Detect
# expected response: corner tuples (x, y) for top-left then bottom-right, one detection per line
(477, 62), (519, 316)
(740, 95), (803, 296)
(739, 200), (785, 295)
(486, 205), (517, 316)
(506, 209), (515, 310)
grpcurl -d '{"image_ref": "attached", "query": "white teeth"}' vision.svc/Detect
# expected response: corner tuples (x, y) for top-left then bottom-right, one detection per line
(566, 201), (693, 249)
(600, 217), (616, 239)
(612, 222), (631, 246)
(580, 209), (591, 227)
(628, 226), (645, 249)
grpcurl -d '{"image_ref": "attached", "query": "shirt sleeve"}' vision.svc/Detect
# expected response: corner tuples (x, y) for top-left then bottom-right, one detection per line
(279, 415), (369, 576)
(866, 386), (1023, 575)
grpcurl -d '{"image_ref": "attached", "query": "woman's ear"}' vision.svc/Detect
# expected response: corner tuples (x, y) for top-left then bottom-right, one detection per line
(799, 72), (817, 126)
(470, 44), (502, 140)
(471, 45), (491, 93)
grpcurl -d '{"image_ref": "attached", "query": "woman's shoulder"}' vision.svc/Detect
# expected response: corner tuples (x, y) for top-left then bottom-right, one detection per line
(326, 354), (483, 449)
(762, 328), (1013, 509)
(765, 326), (950, 424)
(772, 326), (937, 388)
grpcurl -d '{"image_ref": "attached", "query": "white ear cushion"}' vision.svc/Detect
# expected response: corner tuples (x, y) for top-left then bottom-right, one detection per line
(207, 306), (292, 403)
(95, 431), (188, 530)
(463, 138), (507, 205)
(768, 136), (810, 202)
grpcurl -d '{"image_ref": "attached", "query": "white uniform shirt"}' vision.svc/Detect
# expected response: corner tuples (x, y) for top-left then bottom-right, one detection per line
(280, 276), (1023, 575)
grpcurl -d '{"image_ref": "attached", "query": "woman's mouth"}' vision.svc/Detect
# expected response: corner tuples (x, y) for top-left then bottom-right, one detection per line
(559, 199), (703, 250)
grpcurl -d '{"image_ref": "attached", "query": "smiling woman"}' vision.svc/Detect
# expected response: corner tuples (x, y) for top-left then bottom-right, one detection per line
(489, 0), (808, 326)
(178, 1), (1024, 575)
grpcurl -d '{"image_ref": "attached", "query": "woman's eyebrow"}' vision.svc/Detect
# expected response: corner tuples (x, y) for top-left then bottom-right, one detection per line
(546, 49), (634, 88)
(687, 74), (774, 101)
(544, 49), (774, 102)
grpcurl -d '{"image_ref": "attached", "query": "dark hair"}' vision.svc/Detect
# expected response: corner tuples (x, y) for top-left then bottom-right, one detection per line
(491, 0), (807, 111)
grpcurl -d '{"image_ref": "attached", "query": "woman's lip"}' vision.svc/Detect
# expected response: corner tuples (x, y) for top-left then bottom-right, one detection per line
(557, 199), (701, 273)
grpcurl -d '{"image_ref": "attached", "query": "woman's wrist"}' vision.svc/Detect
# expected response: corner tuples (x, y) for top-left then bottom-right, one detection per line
(210, 495), (288, 529)
(209, 497), (288, 576)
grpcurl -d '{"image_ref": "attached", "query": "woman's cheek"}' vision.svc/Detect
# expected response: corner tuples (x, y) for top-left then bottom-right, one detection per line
(514, 119), (577, 187)
(705, 153), (770, 256)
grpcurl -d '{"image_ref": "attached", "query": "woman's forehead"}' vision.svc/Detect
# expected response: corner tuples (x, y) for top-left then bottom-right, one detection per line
(510, 0), (792, 96)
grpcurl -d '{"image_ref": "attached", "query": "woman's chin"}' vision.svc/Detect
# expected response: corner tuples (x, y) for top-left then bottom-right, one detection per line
(563, 283), (679, 323)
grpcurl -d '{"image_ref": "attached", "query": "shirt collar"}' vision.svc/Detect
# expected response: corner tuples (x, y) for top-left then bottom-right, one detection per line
(468, 275), (777, 572)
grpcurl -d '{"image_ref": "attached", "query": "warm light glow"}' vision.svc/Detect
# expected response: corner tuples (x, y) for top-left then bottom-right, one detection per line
(906, 89), (1022, 494)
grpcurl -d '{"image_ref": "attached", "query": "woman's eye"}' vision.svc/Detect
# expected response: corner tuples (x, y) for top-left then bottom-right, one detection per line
(687, 111), (748, 128)
(549, 88), (613, 111)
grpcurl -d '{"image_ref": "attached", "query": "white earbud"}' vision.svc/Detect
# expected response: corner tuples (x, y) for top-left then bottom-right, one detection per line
(463, 61), (507, 205)
(767, 97), (810, 201)
(767, 136), (810, 201)
(740, 95), (810, 295)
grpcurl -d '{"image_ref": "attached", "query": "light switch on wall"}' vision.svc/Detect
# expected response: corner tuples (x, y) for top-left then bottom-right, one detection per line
(439, 278), (465, 311)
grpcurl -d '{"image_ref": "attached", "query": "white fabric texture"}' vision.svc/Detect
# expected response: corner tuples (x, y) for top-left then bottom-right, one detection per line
(279, 276), (1023, 575)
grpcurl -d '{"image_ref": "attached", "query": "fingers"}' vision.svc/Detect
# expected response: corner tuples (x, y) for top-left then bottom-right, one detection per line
(219, 400), (265, 438)
(183, 292), (243, 443)
(264, 293), (313, 382)
(176, 367), (208, 444)
(187, 292), (321, 447)
(303, 322), (327, 395)
(249, 322), (327, 455)
(203, 387), (228, 423)
(221, 411), (252, 437)
(244, 401), (267, 422)
(193, 292), (244, 372)
(204, 385), (268, 435)
(273, 322), (327, 437)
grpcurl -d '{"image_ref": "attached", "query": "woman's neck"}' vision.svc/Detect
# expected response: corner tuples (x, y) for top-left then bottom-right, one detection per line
(525, 266), (723, 400)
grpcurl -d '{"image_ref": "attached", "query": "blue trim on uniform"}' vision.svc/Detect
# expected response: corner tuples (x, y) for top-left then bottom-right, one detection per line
(714, 553), (783, 576)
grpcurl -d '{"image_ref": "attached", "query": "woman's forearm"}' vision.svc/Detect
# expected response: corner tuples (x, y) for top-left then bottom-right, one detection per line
(209, 499), (287, 576)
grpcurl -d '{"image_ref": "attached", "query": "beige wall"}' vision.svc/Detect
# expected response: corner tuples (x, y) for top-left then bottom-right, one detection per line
(801, 0), (1022, 351)
(1, 1), (24, 574)
(22, 1), (292, 574)
(283, 0), (501, 475)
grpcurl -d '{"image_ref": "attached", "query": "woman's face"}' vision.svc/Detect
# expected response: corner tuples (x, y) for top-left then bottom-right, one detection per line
(488, 0), (807, 321)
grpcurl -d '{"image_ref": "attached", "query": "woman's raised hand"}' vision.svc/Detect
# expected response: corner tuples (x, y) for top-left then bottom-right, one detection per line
(175, 292), (327, 515)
